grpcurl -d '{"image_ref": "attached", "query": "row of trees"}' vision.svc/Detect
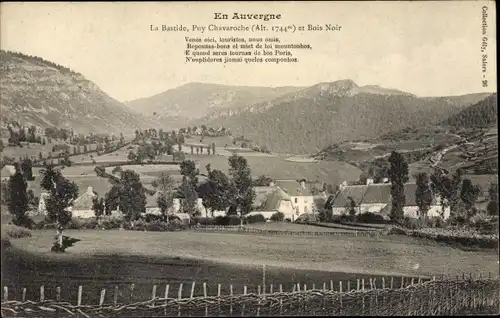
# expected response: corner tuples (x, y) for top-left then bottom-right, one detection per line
(96, 154), (255, 225)
(388, 151), (497, 223)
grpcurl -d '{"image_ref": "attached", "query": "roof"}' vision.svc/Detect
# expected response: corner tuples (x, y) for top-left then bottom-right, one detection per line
(362, 184), (392, 204)
(73, 186), (97, 210)
(332, 185), (367, 207)
(276, 180), (312, 197)
(0, 165), (16, 178)
(253, 186), (278, 208)
(330, 182), (438, 208)
(262, 188), (292, 211)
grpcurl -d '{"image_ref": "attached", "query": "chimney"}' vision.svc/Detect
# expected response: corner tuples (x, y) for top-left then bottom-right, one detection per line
(300, 180), (306, 189)
(269, 181), (275, 187)
(87, 186), (94, 194)
(339, 181), (348, 191)
(366, 178), (374, 185)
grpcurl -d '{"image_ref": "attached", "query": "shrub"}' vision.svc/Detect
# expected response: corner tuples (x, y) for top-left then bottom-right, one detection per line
(215, 215), (241, 225)
(270, 212), (285, 222)
(11, 215), (35, 229)
(100, 216), (123, 230)
(2, 224), (32, 238)
(468, 213), (496, 234)
(295, 213), (319, 223)
(318, 209), (333, 222)
(245, 214), (266, 224)
(355, 212), (385, 224)
(424, 216), (445, 228)
(192, 216), (215, 226)
(398, 217), (422, 230)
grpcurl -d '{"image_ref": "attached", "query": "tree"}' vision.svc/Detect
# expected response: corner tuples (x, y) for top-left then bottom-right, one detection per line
(415, 172), (433, 222)
(388, 151), (409, 222)
(460, 179), (481, 218)
(127, 150), (137, 163)
(253, 175), (273, 187)
(228, 154), (255, 224)
(486, 183), (498, 216)
(92, 197), (105, 225)
(21, 158), (34, 181)
(347, 196), (357, 218)
(176, 160), (199, 215)
(198, 164), (231, 218)
(0, 139), (3, 152)
(152, 173), (175, 222)
(116, 170), (147, 222)
(212, 142), (216, 155)
(104, 186), (121, 214)
(7, 163), (32, 228)
(40, 163), (79, 252)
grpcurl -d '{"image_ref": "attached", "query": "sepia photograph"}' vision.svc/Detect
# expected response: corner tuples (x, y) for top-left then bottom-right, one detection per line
(0, 1), (498, 316)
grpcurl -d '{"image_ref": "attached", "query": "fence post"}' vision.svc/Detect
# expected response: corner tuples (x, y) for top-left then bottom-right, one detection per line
(22, 288), (26, 302)
(100, 289), (106, 306)
(40, 285), (45, 302)
(203, 283), (207, 317)
(361, 278), (365, 315)
(130, 283), (135, 303)
(56, 287), (61, 301)
(339, 281), (343, 314)
(242, 285), (247, 316)
(3, 286), (7, 301)
(347, 281), (351, 292)
(230, 284), (233, 316)
(270, 284), (273, 294)
(262, 264), (266, 296)
(257, 285), (261, 316)
(178, 283), (183, 317)
(401, 277), (404, 288)
(279, 285), (283, 316)
(77, 285), (82, 306)
(114, 286), (118, 307)
(190, 282), (195, 299)
(357, 279), (360, 291)
(217, 284), (221, 314)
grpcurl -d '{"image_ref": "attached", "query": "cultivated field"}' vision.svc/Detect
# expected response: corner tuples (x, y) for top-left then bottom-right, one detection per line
(2, 228), (498, 305)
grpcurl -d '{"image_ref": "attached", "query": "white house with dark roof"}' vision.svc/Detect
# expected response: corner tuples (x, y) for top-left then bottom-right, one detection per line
(257, 180), (315, 221)
(326, 180), (450, 220)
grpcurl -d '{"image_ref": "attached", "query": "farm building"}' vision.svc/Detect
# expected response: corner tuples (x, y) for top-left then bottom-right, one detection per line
(326, 179), (451, 220)
(0, 165), (16, 181)
(258, 180), (315, 221)
(69, 186), (97, 218)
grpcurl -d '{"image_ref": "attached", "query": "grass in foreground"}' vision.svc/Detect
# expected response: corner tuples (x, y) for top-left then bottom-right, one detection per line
(2, 228), (498, 305)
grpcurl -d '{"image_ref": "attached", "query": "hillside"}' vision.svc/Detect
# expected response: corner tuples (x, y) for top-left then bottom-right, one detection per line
(443, 94), (497, 127)
(0, 50), (157, 134)
(200, 79), (493, 154)
(125, 82), (304, 122)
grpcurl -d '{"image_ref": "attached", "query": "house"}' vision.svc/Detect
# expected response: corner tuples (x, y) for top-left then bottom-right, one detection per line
(258, 180), (315, 221)
(0, 165), (16, 181)
(326, 179), (451, 220)
(276, 180), (314, 215)
(71, 186), (98, 218)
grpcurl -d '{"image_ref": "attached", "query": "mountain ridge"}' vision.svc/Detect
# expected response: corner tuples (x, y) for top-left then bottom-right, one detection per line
(0, 50), (158, 134)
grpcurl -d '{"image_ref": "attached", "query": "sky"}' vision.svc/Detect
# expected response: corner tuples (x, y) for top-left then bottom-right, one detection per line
(1, 1), (497, 102)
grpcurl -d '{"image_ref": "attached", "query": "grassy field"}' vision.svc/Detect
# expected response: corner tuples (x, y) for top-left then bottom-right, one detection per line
(248, 222), (379, 232)
(2, 228), (498, 304)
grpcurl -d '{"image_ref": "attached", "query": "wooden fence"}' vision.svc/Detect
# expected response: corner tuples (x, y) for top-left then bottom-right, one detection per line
(2, 274), (498, 317)
(191, 225), (382, 237)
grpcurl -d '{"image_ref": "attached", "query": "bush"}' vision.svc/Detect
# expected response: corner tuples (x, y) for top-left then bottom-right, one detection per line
(318, 209), (333, 222)
(100, 216), (123, 230)
(245, 214), (266, 224)
(339, 214), (355, 222)
(424, 216), (445, 228)
(468, 213), (497, 234)
(270, 212), (285, 222)
(2, 224), (32, 238)
(11, 215), (35, 229)
(215, 215), (241, 225)
(68, 218), (98, 229)
(398, 217), (422, 230)
(355, 212), (385, 224)
(295, 213), (319, 223)
(191, 216), (215, 226)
